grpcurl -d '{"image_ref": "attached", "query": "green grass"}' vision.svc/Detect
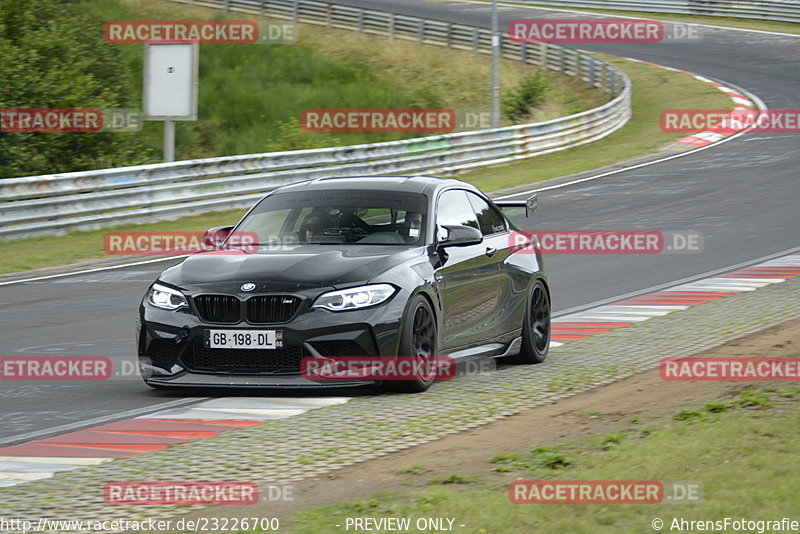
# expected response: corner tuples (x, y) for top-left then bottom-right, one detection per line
(0, 29), (733, 274)
(466, 1), (800, 35)
(457, 53), (734, 192)
(78, 0), (604, 160)
(0, 209), (245, 273)
(288, 387), (800, 534)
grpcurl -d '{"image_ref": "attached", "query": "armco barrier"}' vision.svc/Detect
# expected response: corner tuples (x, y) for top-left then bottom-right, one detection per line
(0, 0), (631, 239)
(491, 0), (800, 24)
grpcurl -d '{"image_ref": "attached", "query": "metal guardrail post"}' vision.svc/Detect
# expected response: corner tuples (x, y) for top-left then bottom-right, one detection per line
(418, 19), (425, 42)
(559, 47), (566, 75)
(472, 28), (479, 53)
(542, 43), (548, 70)
(357, 9), (364, 32)
(388, 13), (395, 40)
(293, 0), (299, 22)
(223, 0), (230, 11)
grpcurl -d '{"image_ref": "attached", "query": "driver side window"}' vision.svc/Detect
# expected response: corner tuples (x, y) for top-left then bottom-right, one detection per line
(436, 190), (479, 241)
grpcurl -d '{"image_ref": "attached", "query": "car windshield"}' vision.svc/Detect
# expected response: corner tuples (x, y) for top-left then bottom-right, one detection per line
(234, 189), (428, 247)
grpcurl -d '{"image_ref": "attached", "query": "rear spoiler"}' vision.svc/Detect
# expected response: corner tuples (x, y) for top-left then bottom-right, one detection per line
(493, 194), (538, 217)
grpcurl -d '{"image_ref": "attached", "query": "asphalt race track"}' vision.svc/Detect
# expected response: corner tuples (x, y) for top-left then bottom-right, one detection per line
(0, 1), (797, 444)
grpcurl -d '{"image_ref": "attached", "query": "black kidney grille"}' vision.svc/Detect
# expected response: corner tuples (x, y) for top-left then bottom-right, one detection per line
(186, 345), (303, 374)
(193, 295), (240, 323)
(246, 296), (301, 323)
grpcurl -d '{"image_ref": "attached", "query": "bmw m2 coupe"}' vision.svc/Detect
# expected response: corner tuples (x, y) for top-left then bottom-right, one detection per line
(137, 176), (550, 392)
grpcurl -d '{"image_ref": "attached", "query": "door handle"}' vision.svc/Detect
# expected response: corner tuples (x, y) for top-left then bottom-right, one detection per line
(485, 247), (497, 257)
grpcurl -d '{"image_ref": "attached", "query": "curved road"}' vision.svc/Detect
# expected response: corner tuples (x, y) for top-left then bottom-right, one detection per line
(0, 0), (797, 443)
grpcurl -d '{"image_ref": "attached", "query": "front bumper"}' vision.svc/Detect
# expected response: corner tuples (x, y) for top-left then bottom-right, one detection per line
(142, 367), (375, 388)
(138, 291), (407, 388)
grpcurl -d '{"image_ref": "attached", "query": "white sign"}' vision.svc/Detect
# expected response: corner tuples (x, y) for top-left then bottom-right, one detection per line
(143, 42), (198, 120)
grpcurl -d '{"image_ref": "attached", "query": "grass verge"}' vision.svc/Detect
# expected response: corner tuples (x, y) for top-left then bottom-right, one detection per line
(81, 0), (604, 159)
(288, 386), (800, 533)
(0, 53), (733, 274)
(0, 209), (245, 274)
(458, 52), (733, 191)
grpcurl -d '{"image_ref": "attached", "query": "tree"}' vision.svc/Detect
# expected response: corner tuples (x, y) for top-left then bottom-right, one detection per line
(0, 0), (153, 178)
(501, 72), (549, 124)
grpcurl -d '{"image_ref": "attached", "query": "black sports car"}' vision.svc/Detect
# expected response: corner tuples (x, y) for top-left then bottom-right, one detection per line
(137, 176), (550, 392)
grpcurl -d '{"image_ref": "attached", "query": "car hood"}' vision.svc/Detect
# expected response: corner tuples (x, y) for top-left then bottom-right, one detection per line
(159, 245), (425, 292)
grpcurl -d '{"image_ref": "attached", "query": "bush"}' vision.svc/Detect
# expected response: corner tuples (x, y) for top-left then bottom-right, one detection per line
(501, 72), (549, 123)
(0, 0), (153, 178)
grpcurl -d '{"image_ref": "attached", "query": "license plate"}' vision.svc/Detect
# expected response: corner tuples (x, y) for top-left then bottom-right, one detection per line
(205, 329), (282, 349)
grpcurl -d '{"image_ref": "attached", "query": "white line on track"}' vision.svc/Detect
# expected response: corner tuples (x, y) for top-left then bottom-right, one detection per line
(0, 255), (188, 287)
(495, 77), (767, 200)
(553, 245), (800, 319)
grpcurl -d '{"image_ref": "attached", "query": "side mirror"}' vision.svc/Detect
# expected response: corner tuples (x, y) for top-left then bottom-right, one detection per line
(439, 224), (483, 247)
(494, 193), (538, 217)
(202, 226), (233, 248)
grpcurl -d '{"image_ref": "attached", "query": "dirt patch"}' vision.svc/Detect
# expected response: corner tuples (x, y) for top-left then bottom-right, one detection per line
(182, 316), (800, 526)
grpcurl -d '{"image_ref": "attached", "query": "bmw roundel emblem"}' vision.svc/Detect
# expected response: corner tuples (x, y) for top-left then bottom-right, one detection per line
(241, 283), (256, 292)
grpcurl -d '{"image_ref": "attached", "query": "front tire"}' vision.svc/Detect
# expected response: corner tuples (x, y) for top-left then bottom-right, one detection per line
(383, 294), (437, 393)
(506, 280), (550, 364)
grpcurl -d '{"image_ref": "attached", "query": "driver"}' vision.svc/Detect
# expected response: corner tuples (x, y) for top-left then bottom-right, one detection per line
(406, 212), (423, 242)
(300, 214), (325, 242)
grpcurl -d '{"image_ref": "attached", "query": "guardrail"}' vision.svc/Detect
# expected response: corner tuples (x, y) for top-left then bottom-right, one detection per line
(496, 0), (800, 24)
(0, 0), (631, 240)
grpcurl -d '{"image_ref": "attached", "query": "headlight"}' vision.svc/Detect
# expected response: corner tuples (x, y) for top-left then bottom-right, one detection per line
(313, 284), (396, 311)
(147, 283), (188, 310)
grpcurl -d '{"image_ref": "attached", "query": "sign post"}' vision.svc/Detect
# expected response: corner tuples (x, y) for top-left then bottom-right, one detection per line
(143, 41), (199, 162)
(491, 0), (500, 129)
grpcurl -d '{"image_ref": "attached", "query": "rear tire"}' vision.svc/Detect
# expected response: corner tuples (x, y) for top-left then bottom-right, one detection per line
(383, 294), (437, 393)
(506, 280), (550, 364)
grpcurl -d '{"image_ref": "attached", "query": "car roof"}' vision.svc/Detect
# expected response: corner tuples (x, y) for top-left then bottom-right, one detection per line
(272, 175), (478, 197)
